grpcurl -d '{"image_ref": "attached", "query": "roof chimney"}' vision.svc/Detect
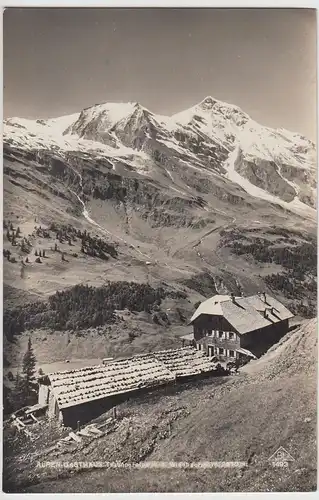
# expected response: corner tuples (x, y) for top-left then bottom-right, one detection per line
(262, 292), (266, 302)
(231, 293), (235, 303)
(263, 309), (268, 318)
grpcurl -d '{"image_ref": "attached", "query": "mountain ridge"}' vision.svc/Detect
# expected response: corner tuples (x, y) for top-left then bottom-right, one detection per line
(4, 96), (316, 217)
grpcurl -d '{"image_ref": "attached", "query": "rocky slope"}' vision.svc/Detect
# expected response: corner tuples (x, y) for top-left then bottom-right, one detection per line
(3, 319), (317, 493)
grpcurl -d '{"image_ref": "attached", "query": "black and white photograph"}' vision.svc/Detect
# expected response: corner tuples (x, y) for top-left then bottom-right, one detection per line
(2, 6), (317, 494)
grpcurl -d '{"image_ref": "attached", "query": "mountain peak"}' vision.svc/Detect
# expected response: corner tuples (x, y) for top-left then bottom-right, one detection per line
(198, 96), (217, 109)
(197, 95), (245, 114)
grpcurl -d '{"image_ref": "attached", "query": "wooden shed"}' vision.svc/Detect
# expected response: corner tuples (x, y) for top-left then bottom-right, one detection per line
(37, 347), (222, 428)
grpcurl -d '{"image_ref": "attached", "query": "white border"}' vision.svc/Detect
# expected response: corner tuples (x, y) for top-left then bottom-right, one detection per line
(0, 1), (319, 7)
(1, 2), (318, 500)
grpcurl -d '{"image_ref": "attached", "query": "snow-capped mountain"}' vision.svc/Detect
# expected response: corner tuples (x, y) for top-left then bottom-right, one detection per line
(3, 96), (316, 218)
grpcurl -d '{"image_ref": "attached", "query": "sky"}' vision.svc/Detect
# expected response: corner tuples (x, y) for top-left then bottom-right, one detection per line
(3, 8), (317, 140)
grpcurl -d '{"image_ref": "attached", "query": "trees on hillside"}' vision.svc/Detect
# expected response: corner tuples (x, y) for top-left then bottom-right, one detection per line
(223, 237), (316, 277)
(4, 282), (169, 338)
(6, 338), (38, 413)
(48, 222), (118, 260)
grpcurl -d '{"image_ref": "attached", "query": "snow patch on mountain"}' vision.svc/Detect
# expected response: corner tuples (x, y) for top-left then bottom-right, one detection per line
(3, 114), (145, 160)
(65, 102), (140, 138)
(224, 144), (316, 220)
(172, 96), (314, 172)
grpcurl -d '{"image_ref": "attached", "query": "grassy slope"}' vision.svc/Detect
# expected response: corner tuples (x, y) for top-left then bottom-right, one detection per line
(4, 147), (316, 303)
(3, 321), (189, 373)
(4, 319), (317, 493)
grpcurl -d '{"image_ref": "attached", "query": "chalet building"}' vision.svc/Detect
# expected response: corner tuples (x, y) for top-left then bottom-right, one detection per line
(37, 347), (225, 428)
(181, 292), (294, 361)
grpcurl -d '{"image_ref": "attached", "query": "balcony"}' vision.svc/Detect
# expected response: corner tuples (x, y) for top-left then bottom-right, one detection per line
(201, 336), (240, 350)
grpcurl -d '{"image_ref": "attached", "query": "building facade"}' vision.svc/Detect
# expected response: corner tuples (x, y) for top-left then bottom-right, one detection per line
(181, 293), (293, 361)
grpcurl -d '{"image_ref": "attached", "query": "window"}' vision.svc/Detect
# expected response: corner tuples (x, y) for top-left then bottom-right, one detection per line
(218, 331), (223, 338)
(219, 347), (224, 355)
(229, 332), (235, 340)
(208, 330), (212, 336)
(229, 350), (235, 358)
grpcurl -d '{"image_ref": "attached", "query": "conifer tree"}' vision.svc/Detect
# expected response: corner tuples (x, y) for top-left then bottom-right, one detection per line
(12, 371), (26, 411)
(22, 337), (37, 405)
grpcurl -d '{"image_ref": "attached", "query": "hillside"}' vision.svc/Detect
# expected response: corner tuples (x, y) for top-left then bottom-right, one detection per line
(3, 96), (317, 398)
(3, 100), (317, 299)
(3, 318), (317, 493)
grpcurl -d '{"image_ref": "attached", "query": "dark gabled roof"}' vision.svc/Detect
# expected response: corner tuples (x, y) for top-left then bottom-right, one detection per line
(190, 293), (293, 335)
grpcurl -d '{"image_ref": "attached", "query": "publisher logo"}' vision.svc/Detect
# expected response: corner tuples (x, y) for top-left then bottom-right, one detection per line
(268, 447), (295, 468)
